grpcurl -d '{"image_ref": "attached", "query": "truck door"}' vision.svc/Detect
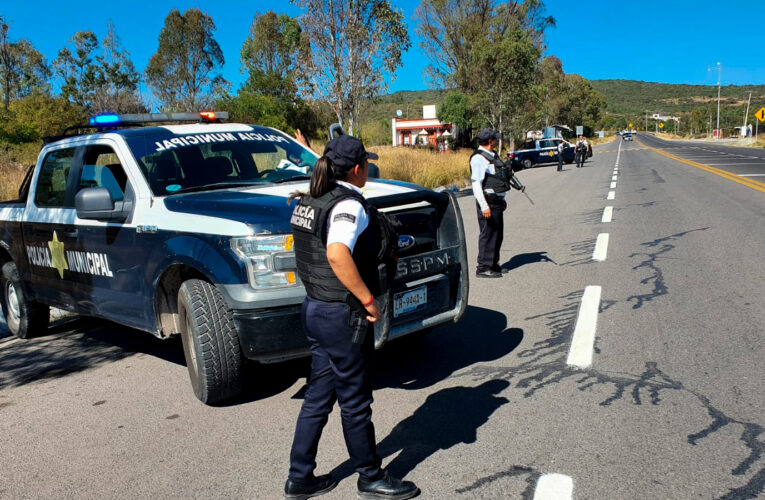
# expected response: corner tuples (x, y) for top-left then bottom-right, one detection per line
(69, 144), (146, 329)
(22, 146), (81, 309)
(539, 139), (557, 162)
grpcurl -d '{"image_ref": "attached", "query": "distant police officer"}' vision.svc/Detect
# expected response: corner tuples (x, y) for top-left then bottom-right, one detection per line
(471, 128), (507, 278)
(285, 135), (419, 500)
(575, 135), (587, 168)
(557, 140), (565, 172)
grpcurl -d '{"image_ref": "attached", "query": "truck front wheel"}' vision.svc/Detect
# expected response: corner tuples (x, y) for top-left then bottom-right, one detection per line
(1, 262), (50, 339)
(521, 157), (533, 170)
(177, 279), (243, 404)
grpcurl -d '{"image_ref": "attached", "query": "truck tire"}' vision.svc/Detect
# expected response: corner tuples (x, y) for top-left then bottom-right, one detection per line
(178, 279), (243, 404)
(521, 157), (533, 170)
(1, 261), (50, 339)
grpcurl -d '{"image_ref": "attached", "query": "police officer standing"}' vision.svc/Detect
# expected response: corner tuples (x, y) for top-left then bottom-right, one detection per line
(575, 135), (586, 168)
(556, 140), (565, 172)
(285, 135), (419, 500)
(471, 128), (507, 278)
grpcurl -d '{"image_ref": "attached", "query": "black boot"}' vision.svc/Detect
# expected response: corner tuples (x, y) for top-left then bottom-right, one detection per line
(357, 470), (420, 499)
(284, 474), (337, 499)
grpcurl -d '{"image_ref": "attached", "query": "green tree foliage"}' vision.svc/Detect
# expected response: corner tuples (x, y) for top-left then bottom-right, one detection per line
(557, 74), (606, 130)
(415, 0), (553, 90)
(0, 92), (85, 143)
(53, 23), (143, 113)
(0, 16), (51, 111)
(240, 11), (301, 98)
(295, 0), (410, 136)
(437, 91), (474, 131)
(146, 8), (227, 111)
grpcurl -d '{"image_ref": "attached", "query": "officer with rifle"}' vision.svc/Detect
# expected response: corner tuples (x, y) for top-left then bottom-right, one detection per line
(470, 128), (527, 278)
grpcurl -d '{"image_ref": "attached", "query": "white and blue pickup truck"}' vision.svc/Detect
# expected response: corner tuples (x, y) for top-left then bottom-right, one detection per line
(0, 112), (469, 404)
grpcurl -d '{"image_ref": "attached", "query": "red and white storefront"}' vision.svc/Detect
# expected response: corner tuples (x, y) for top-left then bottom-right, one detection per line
(391, 105), (453, 149)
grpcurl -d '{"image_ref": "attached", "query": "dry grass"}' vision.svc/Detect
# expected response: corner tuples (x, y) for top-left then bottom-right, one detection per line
(368, 146), (471, 189)
(0, 142), (39, 202)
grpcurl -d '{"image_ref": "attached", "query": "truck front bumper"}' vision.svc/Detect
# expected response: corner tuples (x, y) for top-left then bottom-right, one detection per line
(232, 304), (311, 363)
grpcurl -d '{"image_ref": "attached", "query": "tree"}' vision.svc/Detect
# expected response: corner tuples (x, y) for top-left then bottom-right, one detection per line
(53, 24), (143, 113)
(145, 8), (227, 111)
(241, 11), (301, 98)
(0, 92), (86, 143)
(556, 74), (606, 131)
(294, 0), (411, 136)
(0, 16), (51, 111)
(415, 0), (553, 90)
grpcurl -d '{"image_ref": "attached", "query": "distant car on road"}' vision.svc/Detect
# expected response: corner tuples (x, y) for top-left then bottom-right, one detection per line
(623, 133), (633, 141)
(511, 138), (575, 170)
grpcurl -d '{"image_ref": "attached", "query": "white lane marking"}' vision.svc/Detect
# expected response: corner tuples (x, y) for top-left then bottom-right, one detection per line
(593, 233), (609, 261)
(706, 163), (765, 166)
(611, 175), (617, 181)
(602, 206), (613, 222)
(739, 174), (765, 177)
(566, 286), (602, 368)
(610, 181), (617, 189)
(533, 473), (573, 500)
(607, 191), (615, 200)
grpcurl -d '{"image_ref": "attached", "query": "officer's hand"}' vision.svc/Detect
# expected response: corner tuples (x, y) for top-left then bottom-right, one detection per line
(501, 200), (507, 211)
(365, 299), (381, 323)
(482, 207), (491, 219)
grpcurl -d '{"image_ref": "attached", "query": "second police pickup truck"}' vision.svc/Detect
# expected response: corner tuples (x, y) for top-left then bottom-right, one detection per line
(511, 137), (575, 170)
(0, 112), (469, 404)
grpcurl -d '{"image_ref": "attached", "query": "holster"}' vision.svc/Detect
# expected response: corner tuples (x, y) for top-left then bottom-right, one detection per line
(346, 295), (370, 344)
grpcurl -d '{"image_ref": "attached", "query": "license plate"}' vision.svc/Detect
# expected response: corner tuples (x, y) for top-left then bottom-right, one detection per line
(393, 286), (427, 318)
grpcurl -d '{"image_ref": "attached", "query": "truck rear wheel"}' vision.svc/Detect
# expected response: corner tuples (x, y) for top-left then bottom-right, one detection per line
(1, 261), (50, 339)
(178, 279), (243, 404)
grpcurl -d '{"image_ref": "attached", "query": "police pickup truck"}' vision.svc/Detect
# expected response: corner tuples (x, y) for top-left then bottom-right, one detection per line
(0, 112), (468, 404)
(511, 138), (575, 170)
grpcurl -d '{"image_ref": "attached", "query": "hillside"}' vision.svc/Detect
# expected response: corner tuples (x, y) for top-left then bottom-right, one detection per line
(589, 79), (765, 116)
(359, 80), (765, 139)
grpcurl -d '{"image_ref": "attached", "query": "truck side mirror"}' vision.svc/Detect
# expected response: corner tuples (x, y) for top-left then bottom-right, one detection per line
(75, 187), (130, 222)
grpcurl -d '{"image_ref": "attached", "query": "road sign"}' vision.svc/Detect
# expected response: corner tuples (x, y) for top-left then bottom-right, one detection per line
(756, 107), (765, 122)
(659, 123), (664, 129)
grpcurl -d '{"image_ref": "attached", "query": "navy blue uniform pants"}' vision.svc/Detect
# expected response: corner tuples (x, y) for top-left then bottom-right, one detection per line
(288, 296), (382, 482)
(476, 201), (505, 273)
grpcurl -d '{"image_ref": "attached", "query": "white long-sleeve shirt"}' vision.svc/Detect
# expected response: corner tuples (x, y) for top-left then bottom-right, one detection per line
(470, 146), (505, 211)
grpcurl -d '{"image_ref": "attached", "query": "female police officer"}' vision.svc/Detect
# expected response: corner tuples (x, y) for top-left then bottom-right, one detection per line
(284, 135), (419, 500)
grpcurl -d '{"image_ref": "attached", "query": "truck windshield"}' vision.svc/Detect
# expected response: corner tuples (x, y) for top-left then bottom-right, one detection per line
(127, 129), (318, 195)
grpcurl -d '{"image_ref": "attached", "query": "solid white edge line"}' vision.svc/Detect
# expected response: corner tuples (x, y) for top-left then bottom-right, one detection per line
(739, 174), (765, 177)
(610, 181), (617, 189)
(566, 285), (602, 369)
(593, 233), (609, 261)
(607, 191), (615, 200)
(533, 473), (574, 500)
(602, 206), (613, 223)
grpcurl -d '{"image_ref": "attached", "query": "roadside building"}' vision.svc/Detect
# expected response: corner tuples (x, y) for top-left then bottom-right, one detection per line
(392, 104), (454, 148)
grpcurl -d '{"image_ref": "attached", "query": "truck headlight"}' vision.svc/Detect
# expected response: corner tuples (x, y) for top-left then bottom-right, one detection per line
(231, 234), (297, 289)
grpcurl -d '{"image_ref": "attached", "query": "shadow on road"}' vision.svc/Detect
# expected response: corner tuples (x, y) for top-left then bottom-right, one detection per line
(0, 316), (184, 390)
(330, 379), (510, 482)
(372, 305), (524, 391)
(500, 252), (556, 272)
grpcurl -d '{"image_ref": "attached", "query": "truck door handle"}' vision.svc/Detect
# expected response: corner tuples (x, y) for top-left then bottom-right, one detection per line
(62, 229), (78, 238)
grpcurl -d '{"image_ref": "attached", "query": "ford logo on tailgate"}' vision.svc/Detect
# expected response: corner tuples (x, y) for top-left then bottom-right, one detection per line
(398, 235), (415, 249)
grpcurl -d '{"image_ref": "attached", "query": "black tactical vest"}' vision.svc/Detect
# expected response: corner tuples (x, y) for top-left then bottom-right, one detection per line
(471, 149), (511, 200)
(290, 183), (381, 304)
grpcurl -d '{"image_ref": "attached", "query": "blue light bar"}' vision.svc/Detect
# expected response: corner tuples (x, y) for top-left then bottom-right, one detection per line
(89, 114), (121, 126)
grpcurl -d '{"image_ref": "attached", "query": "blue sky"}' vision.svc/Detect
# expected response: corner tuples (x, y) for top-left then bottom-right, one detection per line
(2, 0), (764, 97)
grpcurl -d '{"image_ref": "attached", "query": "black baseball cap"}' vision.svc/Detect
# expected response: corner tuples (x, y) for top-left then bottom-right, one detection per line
(477, 128), (501, 142)
(323, 135), (379, 170)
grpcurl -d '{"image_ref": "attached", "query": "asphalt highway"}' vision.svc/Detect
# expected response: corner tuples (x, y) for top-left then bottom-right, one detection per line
(1, 135), (764, 499)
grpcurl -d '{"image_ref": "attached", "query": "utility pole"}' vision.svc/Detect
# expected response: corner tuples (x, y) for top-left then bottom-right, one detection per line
(709, 62), (722, 138)
(744, 91), (752, 137)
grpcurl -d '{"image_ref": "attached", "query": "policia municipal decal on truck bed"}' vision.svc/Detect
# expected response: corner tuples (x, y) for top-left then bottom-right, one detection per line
(26, 231), (114, 278)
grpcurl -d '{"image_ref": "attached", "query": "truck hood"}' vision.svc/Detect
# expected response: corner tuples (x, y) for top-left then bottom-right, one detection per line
(163, 180), (423, 234)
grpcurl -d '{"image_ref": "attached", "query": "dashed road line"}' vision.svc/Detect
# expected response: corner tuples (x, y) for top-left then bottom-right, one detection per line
(533, 473), (573, 500)
(611, 175), (617, 181)
(607, 191), (615, 200)
(610, 181), (617, 189)
(602, 206), (613, 222)
(593, 233), (609, 261)
(566, 285), (602, 368)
